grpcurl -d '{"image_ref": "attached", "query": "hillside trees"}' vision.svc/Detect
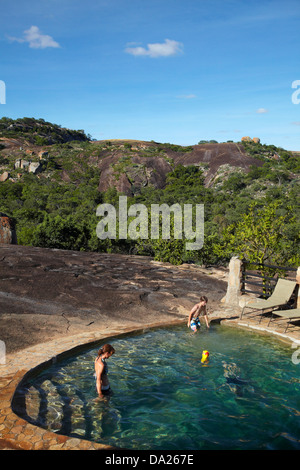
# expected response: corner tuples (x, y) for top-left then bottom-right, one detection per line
(213, 201), (299, 267)
(1, 131), (299, 268)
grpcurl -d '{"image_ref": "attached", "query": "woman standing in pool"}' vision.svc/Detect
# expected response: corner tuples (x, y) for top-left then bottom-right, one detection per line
(187, 296), (210, 333)
(95, 344), (115, 397)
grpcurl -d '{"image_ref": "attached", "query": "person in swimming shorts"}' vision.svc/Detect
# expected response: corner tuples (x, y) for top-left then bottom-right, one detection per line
(94, 343), (115, 398)
(187, 296), (210, 333)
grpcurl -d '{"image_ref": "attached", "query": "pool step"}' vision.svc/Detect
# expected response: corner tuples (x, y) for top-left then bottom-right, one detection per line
(21, 379), (89, 435)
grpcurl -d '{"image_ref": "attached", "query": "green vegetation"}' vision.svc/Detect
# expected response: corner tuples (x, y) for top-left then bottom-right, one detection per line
(0, 116), (88, 144)
(214, 202), (298, 266)
(0, 119), (299, 268)
(132, 163), (299, 267)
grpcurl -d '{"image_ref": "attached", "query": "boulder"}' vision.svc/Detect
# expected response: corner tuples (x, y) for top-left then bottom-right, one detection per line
(28, 162), (42, 174)
(20, 160), (30, 170)
(98, 154), (173, 195)
(0, 171), (10, 182)
(0, 213), (17, 244)
(14, 159), (22, 169)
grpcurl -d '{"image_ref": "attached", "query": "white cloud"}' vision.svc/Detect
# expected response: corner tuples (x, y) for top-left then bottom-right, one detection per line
(125, 39), (183, 58)
(8, 26), (60, 49)
(256, 108), (268, 114)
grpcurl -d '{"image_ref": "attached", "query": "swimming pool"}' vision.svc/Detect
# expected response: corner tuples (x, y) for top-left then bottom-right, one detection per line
(13, 324), (300, 450)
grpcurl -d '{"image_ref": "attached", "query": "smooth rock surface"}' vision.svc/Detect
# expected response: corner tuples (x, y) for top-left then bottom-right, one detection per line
(0, 244), (227, 354)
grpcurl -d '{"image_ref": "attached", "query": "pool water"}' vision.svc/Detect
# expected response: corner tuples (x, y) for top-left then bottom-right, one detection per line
(15, 325), (300, 450)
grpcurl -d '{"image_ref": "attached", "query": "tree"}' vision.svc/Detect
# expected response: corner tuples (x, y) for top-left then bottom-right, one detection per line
(214, 202), (298, 267)
(32, 214), (91, 251)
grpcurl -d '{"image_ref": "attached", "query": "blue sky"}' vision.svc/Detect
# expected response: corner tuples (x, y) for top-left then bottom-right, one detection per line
(1, 0), (300, 149)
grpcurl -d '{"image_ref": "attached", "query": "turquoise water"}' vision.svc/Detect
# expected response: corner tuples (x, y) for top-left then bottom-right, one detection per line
(16, 325), (300, 450)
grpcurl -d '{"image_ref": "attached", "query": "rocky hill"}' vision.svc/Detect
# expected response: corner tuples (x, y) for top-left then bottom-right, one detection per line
(1, 118), (298, 194)
(96, 140), (265, 194)
(0, 135), (274, 192)
(0, 118), (299, 268)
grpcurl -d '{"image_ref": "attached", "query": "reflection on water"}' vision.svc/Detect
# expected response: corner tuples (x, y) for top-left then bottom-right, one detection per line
(13, 325), (300, 450)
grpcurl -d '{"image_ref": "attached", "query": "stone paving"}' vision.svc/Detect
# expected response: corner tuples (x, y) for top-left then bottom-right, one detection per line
(1, 307), (299, 450)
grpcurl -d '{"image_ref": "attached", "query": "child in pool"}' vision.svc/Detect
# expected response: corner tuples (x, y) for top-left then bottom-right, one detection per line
(187, 296), (210, 333)
(94, 344), (115, 398)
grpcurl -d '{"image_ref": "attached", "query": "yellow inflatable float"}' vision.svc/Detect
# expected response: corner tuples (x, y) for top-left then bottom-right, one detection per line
(201, 350), (209, 363)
